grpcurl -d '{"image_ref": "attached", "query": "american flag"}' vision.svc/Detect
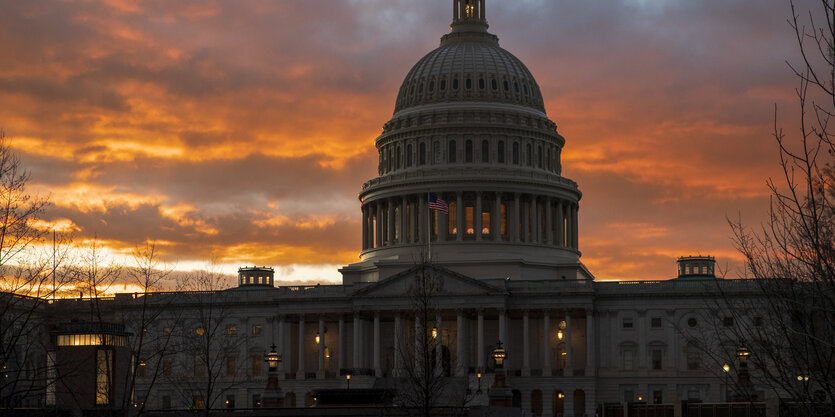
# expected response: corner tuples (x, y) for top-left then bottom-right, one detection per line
(428, 194), (449, 214)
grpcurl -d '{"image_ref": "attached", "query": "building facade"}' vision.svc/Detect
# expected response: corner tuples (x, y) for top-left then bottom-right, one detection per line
(1, 2), (778, 416)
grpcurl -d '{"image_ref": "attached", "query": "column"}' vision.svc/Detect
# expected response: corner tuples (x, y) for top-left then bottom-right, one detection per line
(477, 310), (485, 371)
(493, 194), (502, 241)
(436, 312), (443, 372)
(362, 206), (368, 250)
(456, 192), (464, 241)
(573, 204), (579, 249)
(388, 199), (396, 245)
(522, 310), (531, 376)
(543, 310), (552, 377)
(557, 201), (565, 247)
(522, 196), (530, 243)
(419, 193), (427, 244)
(277, 316), (286, 377)
(338, 317), (345, 373)
(499, 309), (508, 369)
(394, 312), (403, 377)
(564, 313), (573, 376)
(353, 313), (361, 370)
(586, 309), (595, 376)
(373, 312), (382, 377)
(475, 192), (483, 241)
(545, 198), (553, 245)
(533, 198), (540, 243)
(512, 194), (520, 243)
(456, 309), (467, 376)
(375, 202), (383, 249)
(453, 0), (459, 20)
(296, 315), (305, 379)
(439, 196), (449, 241)
(400, 197), (408, 244)
(638, 311), (647, 369)
(317, 317), (325, 379)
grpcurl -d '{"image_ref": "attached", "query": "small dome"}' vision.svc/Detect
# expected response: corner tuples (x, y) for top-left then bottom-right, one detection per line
(393, 31), (546, 115)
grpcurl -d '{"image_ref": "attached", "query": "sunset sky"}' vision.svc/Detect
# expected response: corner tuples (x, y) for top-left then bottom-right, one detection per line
(0, 0), (811, 284)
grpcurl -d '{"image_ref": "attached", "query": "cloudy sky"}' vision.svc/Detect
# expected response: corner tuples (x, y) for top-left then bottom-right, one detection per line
(0, 0), (812, 283)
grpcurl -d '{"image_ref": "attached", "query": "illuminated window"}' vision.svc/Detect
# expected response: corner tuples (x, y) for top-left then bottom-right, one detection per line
(96, 350), (112, 405)
(500, 203), (507, 235)
(448, 140), (457, 163)
(498, 141), (505, 163)
(481, 207), (491, 235)
(251, 324), (262, 336)
(226, 356), (236, 376)
(56, 334), (127, 347)
(481, 140), (489, 163)
(138, 361), (147, 377)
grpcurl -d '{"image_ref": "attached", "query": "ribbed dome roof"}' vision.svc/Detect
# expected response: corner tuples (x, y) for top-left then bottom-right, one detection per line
(393, 31), (546, 115)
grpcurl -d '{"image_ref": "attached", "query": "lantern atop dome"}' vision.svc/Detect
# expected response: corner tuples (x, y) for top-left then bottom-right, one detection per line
(451, 0), (488, 32)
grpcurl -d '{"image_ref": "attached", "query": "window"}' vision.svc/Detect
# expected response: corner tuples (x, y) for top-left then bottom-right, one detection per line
(478, 78), (485, 90)
(251, 324), (262, 336)
(653, 390), (663, 404)
(163, 327), (172, 337)
(419, 143), (426, 165)
(433, 141), (441, 163)
(161, 395), (171, 409)
(429, 80), (435, 92)
(753, 316), (764, 327)
(723, 317), (734, 327)
(481, 140), (489, 163)
(624, 390), (634, 403)
(491, 79), (498, 90)
(686, 342), (700, 370)
(195, 327), (205, 336)
(514, 82), (520, 93)
(163, 358), (172, 376)
(526, 143), (532, 166)
(687, 317), (698, 328)
(193, 396), (205, 409)
(194, 351), (206, 377)
(225, 394), (235, 409)
(651, 349), (662, 370)
(512, 142), (519, 164)
(538, 145), (543, 167)
(687, 389), (700, 401)
(448, 140), (457, 163)
(396, 146), (401, 169)
(623, 350), (634, 370)
(226, 325), (237, 336)
(252, 394), (261, 408)
(226, 356), (236, 376)
(406, 144), (413, 167)
(503, 80), (509, 91)
(440, 79), (447, 91)
(651, 317), (662, 329)
(622, 317), (634, 329)
(465, 140), (473, 162)
(465, 78), (472, 89)
(465, 205), (474, 235)
(138, 361), (147, 377)
(252, 355), (262, 376)
(498, 141), (505, 163)
(452, 78), (459, 90)
(96, 350), (112, 405)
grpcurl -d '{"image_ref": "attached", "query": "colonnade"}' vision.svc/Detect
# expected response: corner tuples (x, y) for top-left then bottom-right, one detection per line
(273, 309), (594, 380)
(361, 192), (579, 251)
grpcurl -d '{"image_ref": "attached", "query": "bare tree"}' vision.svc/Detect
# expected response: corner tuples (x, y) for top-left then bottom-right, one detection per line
(718, 0), (834, 412)
(0, 129), (57, 409)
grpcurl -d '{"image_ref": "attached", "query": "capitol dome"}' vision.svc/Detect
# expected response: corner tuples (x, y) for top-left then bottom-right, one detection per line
(393, 28), (546, 115)
(342, 0), (588, 285)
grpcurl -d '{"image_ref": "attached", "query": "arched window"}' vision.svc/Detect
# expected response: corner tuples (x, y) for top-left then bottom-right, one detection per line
(526, 144), (532, 166)
(440, 79), (447, 91)
(448, 140), (457, 163)
(503, 80), (510, 92)
(512, 390), (522, 408)
(512, 142), (519, 164)
(396, 146), (401, 169)
(514, 82), (520, 93)
(452, 78), (459, 90)
(388, 147), (393, 172)
(419, 143), (426, 166)
(406, 144), (413, 167)
(285, 392), (296, 408)
(553, 390), (565, 417)
(465, 140), (473, 163)
(498, 141), (505, 163)
(531, 390), (543, 416)
(481, 140), (490, 163)
(478, 78), (485, 90)
(538, 145), (543, 168)
(465, 78), (472, 89)
(433, 141), (441, 163)
(573, 390), (586, 417)
(304, 392), (314, 407)
(546, 147), (551, 171)
(492, 79), (498, 90)
(429, 80), (435, 92)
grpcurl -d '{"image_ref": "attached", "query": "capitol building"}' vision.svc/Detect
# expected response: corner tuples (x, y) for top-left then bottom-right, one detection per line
(3, 1), (776, 417)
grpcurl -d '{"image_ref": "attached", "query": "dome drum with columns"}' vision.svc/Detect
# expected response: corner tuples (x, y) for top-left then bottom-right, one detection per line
(342, 0), (587, 285)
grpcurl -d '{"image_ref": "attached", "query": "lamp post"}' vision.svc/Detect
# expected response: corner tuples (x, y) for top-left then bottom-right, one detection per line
(735, 343), (751, 402)
(723, 364), (730, 402)
(261, 344), (283, 408)
(796, 374), (809, 402)
(487, 341), (512, 407)
(346, 373), (351, 390)
(476, 371), (483, 395)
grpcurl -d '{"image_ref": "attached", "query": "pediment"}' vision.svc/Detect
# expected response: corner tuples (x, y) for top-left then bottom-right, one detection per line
(351, 264), (505, 298)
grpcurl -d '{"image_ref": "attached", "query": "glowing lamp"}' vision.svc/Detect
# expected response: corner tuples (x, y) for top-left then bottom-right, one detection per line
(491, 341), (507, 369)
(263, 344), (281, 370)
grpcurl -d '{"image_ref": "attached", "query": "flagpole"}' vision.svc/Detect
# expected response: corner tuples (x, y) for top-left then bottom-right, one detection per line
(427, 192), (431, 262)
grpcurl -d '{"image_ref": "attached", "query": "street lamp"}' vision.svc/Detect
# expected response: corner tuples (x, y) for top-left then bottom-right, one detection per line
(723, 364), (730, 402)
(346, 373), (351, 389)
(476, 371), (483, 394)
(261, 344), (283, 408)
(735, 343), (752, 400)
(491, 341), (507, 369)
(797, 373), (809, 401)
